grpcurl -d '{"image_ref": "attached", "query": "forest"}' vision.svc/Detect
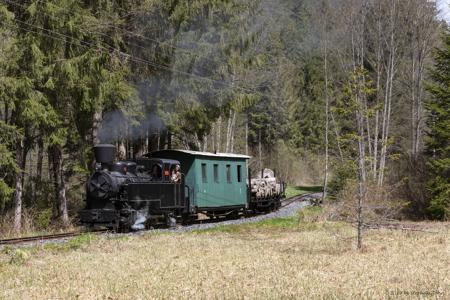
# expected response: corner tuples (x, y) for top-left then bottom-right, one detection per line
(0, 0), (448, 234)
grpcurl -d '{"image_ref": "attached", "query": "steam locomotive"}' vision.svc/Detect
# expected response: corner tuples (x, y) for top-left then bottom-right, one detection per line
(79, 144), (285, 231)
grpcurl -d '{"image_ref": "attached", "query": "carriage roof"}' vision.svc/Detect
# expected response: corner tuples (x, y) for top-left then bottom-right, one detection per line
(145, 149), (250, 160)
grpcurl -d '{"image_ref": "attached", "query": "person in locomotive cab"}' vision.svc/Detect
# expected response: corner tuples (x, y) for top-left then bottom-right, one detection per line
(150, 164), (162, 181)
(171, 164), (182, 183)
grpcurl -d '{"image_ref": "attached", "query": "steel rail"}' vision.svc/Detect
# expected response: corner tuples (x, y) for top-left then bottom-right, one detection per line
(280, 192), (316, 208)
(0, 230), (109, 246)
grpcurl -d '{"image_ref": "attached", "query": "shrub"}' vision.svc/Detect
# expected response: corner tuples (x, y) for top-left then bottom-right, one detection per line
(330, 180), (406, 223)
(35, 208), (52, 230)
(327, 160), (357, 199)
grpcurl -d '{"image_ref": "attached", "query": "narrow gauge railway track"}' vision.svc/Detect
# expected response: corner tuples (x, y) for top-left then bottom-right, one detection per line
(0, 229), (109, 246)
(280, 192), (315, 208)
(0, 193), (316, 246)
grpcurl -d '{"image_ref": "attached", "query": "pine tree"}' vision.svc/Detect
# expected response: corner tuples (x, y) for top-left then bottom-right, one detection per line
(0, 4), (20, 211)
(425, 28), (450, 220)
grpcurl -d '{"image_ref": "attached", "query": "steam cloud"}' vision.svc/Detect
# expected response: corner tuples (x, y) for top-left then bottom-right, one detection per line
(98, 110), (165, 144)
(131, 210), (148, 231)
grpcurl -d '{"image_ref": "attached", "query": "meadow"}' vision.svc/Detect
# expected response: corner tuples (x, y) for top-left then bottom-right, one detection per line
(1, 208), (449, 299)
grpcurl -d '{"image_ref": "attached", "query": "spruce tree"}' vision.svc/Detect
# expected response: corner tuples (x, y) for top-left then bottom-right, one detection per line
(425, 28), (450, 220)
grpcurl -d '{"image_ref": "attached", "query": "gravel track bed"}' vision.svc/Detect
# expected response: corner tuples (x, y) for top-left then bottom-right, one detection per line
(162, 193), (321, 233)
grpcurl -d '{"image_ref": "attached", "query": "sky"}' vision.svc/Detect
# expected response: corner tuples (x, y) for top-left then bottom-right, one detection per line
(437, 0), (450, 22)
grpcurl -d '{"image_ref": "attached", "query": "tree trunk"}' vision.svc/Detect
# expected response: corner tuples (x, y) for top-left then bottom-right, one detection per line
(211, 123), (216, 152)
(245, 115), (248, 156)
(373, 35), (382, 179)
(378, 42), (395, 187)
(92, 110), (102, 145)
(13, 139), (25, 232)
(167, 130), (172, 150)
(378, 2), (397, 187)
(157, 129), (160, 151)
(216, 117), (222, 152)
(356, 102), (367, 250)
(258, 129), (262, 171)
(50, 145), (69, 227)
(3, 101), (8, 124)
(322, 25), (330, 202)
(230, 111), (236, 153)
(37, 137), (44, 179)
(225, 109), (232, 153)
(330, 111), (344, 160)
(203, 134), (208, 152)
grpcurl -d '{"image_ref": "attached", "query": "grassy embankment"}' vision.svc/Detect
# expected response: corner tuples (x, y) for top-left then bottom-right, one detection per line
(1, 206), (449, 299)
(285, 185), (322, 198)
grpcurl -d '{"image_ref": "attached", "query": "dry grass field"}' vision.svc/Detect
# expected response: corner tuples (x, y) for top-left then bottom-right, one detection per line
(0, 212), (449, 299)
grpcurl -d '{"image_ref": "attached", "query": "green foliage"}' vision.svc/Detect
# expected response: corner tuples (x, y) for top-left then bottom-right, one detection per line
(8, 249), (30, 265)
(287, 55), (326, 152)
(425, 29), (450, 220)
(0, 122), (20, 209)
(194, 216), (299, 234)
(0, 0), (444, 228)
(327, 160), (357, 199)
(43, 234), (98, 252)
(0, 0), (136, 220)
(35, 208), (52, 230)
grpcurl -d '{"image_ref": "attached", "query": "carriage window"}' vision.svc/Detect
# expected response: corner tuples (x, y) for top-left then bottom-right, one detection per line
(213, 164), (219, 183)
(226, 164), (231, 183)
(201, 163), (207, 183)
(237, 165), (242, 182)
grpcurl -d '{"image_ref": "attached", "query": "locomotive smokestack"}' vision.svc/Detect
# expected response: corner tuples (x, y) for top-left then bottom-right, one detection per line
(93, 144), (116, 169)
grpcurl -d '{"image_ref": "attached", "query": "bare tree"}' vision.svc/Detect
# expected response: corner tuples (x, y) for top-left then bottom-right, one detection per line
(404, 0), (438, 158)
(378, 0), (401, 187)
(320, 1), (331, 202)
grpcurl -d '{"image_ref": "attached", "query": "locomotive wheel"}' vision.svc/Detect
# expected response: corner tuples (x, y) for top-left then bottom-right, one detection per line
(117, 222), (131, 233)
(181, 214), (194, 225)
(118, 226), (130, 233)
(228, 210), (240, 220)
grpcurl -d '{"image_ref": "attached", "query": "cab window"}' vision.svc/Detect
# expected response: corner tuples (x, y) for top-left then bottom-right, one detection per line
(150, 164), (162, 181)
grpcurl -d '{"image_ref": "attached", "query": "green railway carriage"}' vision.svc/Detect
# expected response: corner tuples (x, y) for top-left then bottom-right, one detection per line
(146, 150), (250, 213)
